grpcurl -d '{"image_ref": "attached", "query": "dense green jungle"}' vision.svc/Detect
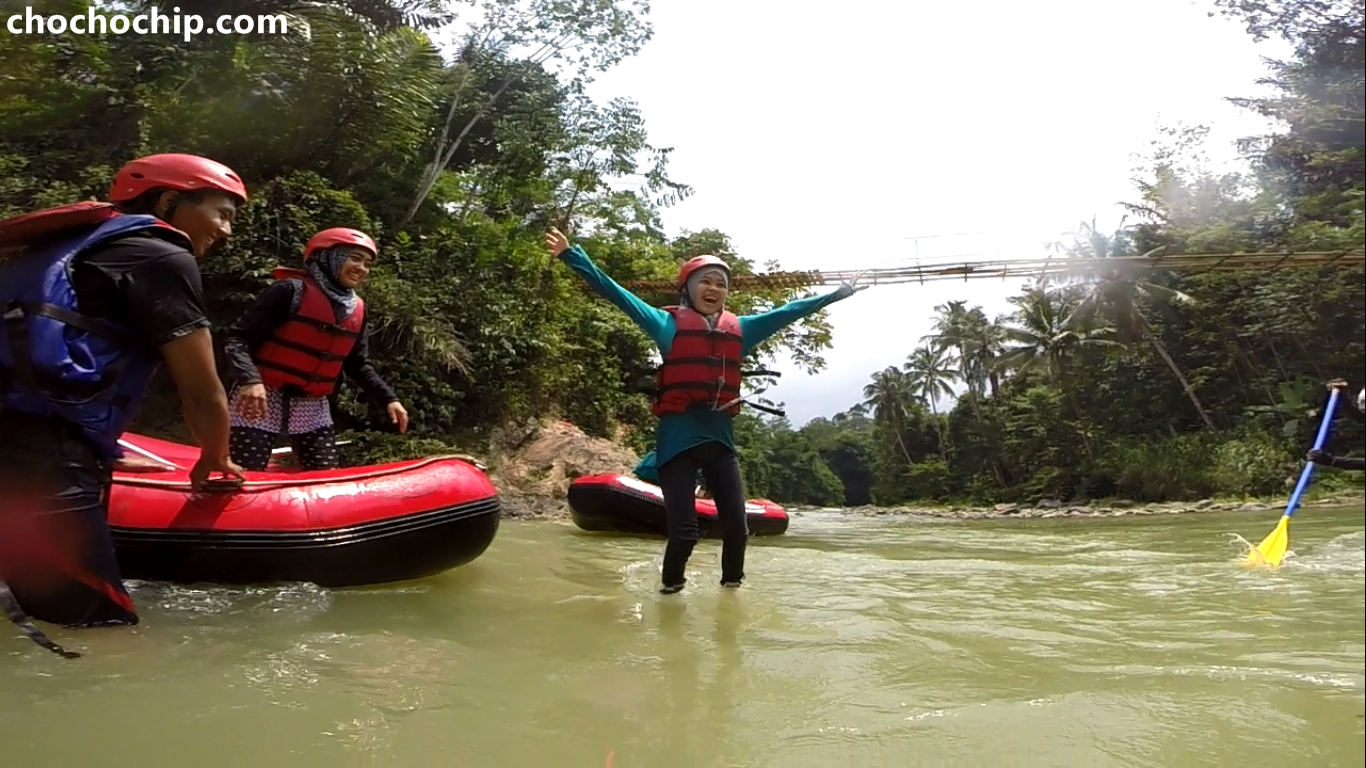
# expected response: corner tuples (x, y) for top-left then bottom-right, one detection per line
(2, 0), (1362, 507)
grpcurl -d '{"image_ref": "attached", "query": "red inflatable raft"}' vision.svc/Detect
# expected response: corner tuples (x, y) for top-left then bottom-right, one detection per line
(107, 433), (501, 587)
(566, 474), (789, 538)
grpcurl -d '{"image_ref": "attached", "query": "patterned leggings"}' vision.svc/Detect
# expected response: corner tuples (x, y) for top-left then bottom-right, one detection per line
(229, 426), (342, 471)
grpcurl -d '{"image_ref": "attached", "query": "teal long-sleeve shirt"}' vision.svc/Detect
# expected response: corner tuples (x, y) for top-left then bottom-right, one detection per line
(558, 244), (852, 470)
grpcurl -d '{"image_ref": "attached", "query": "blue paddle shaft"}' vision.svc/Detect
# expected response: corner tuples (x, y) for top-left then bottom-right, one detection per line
(1283, 388), (1341, 519)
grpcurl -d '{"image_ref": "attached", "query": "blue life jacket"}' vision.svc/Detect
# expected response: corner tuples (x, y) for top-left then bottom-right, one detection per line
(0, 214), (180, 459)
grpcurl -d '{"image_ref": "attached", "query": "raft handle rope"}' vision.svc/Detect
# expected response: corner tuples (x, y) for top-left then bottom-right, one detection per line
(115, 438), (356, 470)
(110, 453), (488, 491)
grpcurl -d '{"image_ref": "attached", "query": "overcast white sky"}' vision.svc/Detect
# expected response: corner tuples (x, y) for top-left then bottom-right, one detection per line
(566, 0), (1299, 426)
(449, 0), (1294, 426)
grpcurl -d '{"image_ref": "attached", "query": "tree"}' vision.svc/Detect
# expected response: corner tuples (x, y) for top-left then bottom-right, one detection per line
(902, 343), (958, 459)
(1057, 217), (1219, 431)
(398, 0), (654, 228)
(861, 367), (915, 464)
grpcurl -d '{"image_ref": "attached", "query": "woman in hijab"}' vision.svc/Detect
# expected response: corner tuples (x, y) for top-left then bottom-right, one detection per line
(546, 227), (867, 594)
(223, 227), (408, 471)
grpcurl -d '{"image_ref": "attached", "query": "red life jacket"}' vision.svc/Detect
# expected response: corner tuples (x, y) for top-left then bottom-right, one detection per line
(653, 306), (744, 417)
(255, 267), (364, 398)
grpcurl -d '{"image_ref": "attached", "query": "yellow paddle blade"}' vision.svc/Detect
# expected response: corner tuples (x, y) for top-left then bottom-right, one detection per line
(1243, 515), (1291, 568)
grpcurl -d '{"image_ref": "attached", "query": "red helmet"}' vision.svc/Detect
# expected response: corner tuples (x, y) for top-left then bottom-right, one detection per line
(304, 227), (378, 261)
(108, 153), (248, 203)
(675, 255), (730, 291)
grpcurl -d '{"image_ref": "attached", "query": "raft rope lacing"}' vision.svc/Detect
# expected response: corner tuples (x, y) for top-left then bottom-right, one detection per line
(110, 453), (488, 491)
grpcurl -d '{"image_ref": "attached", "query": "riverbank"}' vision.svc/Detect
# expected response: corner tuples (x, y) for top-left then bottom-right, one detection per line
(500, 491), (1366, 522)
(833, 492), (1365, 520)
(484, 419), (1365, 521)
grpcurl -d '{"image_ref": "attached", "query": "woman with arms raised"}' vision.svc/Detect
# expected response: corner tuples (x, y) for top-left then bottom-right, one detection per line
(546, 228), (866, 594)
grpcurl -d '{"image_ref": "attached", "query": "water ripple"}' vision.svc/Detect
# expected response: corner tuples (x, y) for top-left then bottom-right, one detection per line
(1, 505), (1360, 767)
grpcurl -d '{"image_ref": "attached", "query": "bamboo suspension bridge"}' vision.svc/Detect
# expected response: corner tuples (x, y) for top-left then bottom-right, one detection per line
(615, 247), (1365, 293)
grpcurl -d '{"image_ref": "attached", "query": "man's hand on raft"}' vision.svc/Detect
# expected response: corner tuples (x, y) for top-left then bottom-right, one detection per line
(388, 401), (410, 433)
(545, 228), (571, 257)
(190, 454), (246, 492)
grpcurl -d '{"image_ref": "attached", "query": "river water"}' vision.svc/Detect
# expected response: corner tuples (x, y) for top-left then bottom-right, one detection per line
(1, 506), (1362, 767)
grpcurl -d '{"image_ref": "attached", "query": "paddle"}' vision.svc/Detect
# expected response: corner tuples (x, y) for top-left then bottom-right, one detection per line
(116, 438), (182, 470)
(116, 438), (242, 491)
(117, 438), (354, 462)
(1244, 387), (1341, 567)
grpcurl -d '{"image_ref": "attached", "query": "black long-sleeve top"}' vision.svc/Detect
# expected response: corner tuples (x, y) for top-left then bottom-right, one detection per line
(1327, 454), (1366, 470)
(222, 280), (398, 407)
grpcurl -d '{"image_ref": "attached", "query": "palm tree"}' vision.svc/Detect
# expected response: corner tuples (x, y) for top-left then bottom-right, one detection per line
(923, 300), (1005, 400)
(833, 404), (869, 423)
(995, 285), (1122, 457)
(995, 286), (1120, 380)
(903, 344), (959, 459)
(964, 311), (1006, 398)
(861, 366), (914, 465)
(922, 301), (974, 393)
(1059, 217), (1218, 430)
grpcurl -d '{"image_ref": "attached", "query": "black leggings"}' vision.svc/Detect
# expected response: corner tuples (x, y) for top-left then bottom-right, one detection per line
(230, 426), (341, 471)
(657, 441), (749, 588)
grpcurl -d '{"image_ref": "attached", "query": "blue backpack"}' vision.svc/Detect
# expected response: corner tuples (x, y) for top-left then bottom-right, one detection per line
(0, 208), (184, 459)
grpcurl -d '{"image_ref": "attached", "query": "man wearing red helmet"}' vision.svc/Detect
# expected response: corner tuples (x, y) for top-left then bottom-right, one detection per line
(222, 227), (409, 471)
(546, 228), (868, 594)
(0, 153), (247, 655)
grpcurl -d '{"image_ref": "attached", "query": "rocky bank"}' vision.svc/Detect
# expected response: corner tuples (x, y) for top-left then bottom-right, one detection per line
(835, 494), (1364, 520)
(485, 418), (642, 520)
(482, 419), (1363, 521)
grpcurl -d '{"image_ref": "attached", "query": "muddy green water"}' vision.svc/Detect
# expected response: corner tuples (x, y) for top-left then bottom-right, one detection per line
(1, 507), (1363, 767)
